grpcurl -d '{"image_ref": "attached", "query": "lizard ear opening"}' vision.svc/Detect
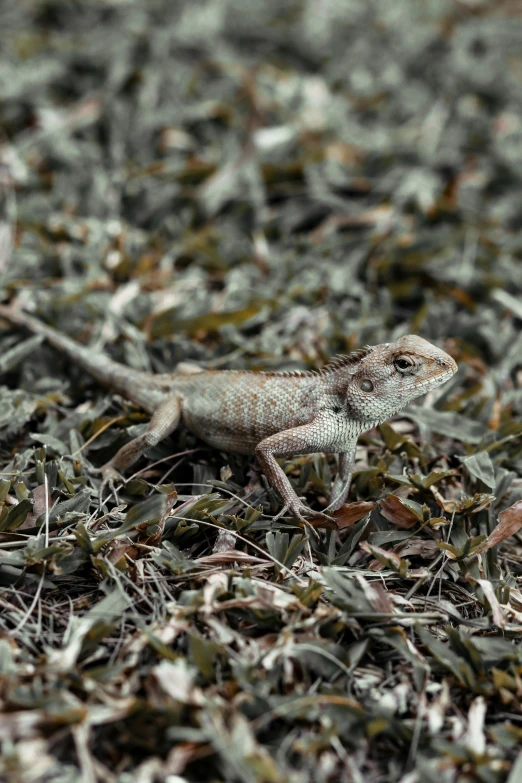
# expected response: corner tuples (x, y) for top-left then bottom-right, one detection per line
(360, 379), (374, 392)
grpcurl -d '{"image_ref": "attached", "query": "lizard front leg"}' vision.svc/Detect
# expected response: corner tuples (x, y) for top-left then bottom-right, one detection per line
(98, 395), (182, 495)
(325, 449), (355, 512)
(255, 422), (336, 523)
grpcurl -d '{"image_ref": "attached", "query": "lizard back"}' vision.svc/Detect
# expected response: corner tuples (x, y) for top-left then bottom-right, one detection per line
(172, 370), (328, 454)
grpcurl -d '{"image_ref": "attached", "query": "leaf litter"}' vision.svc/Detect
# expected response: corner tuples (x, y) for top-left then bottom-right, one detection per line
(1, 1), (522, 781)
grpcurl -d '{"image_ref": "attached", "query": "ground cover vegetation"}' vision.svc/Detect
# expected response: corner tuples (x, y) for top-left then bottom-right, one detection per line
(1, 1), (522, 781)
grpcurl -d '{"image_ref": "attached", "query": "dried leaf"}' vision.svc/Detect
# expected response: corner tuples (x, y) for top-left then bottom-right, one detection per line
(331, 500), (376, 529)
(474, 499), (522, 554)
(380, 494), (420, 528)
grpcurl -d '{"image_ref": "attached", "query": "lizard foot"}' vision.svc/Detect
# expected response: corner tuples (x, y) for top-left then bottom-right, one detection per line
(270, 502), (330, 539)
(286, 500), (338, 533)
(94, 464), (124, 505)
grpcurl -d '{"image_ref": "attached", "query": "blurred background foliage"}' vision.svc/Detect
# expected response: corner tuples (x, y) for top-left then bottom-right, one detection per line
(2, 0), (522, 371)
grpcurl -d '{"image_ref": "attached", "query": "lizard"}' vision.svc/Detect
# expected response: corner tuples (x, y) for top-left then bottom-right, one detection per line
(0, 303), (457, 521)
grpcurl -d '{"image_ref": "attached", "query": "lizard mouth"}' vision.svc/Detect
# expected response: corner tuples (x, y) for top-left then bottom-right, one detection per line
(429, 354), (458, 383)
(419, 366), (457, 390)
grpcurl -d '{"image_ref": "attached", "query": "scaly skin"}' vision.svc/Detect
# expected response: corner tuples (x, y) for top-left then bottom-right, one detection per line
(0, 305), (457, 520)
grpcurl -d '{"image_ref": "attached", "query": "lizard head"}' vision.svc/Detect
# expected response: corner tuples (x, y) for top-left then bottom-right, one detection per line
(333, 335), (457, 423)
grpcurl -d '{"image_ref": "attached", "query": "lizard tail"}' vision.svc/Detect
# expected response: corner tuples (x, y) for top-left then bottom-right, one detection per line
(0, 304), (160, 413)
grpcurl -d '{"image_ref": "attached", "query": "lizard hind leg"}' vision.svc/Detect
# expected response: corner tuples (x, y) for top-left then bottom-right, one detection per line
(98, 395), (182, 500)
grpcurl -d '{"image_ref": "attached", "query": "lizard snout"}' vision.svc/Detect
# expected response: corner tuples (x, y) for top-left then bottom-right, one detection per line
(435, 354), (458, 374)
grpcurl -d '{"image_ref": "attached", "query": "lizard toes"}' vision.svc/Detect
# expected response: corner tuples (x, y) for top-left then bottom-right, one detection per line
(286, 501), (309, 521)
(288, 501), (338, 532)
(289, 501), (333, 522)
(98, 465), (123, 504)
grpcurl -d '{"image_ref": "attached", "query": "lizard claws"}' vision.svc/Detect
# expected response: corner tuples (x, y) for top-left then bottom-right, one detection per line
(95, 464), (123, 506)
(287, 500), (338, 532)
(269, 502), (330, 539)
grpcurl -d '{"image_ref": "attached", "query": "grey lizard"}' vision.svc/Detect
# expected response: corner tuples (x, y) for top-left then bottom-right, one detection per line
(0, 304), (457, 521)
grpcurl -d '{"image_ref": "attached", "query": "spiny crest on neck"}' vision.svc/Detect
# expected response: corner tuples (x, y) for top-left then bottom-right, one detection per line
(250, 345), (374, 378)
(319, 346), (374, 376)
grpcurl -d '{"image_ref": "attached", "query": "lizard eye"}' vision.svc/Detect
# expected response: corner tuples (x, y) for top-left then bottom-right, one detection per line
(360, 379), (374, 392)
(394, 357), (414, 372)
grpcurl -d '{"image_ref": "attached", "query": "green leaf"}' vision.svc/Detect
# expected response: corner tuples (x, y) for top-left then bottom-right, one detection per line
(507, 751), (522, 783)
(0, 334), (44, 373)
(0, 479), (11, 503)
(86, 589), (131, 623)
(36, 489), (91, 527)
(123, 478), (150, 495)
(150, 301), (268, 339)
(170, 493), (234, 523)
(153, 541), (190, 573)
(74, 522), (93, 553)
(437, 542), (461, 558)
(405, 408), (487, 444)
(332, 516), (371, 566)
(189, 634), (221, 678)
(30, 432), (70, 455)
(378, 422), (406, 450)
(417, 627), (476, 688)
(400, 497), (427, 521)
(124, 494), (167, 527)
(14, 481), (29, 501)
(0, 498), (32, 531)
(462, 451), (496, 489)
(421, 470), (452, 488)
(92, 494), (167, 552)
(58, 470), (75, 494)
(266, 531), (306, 573)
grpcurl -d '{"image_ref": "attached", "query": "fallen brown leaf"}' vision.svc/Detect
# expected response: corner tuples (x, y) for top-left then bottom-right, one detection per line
(195, 550), (269, 566)
(20, 483), (52, 530)
(395, 538), (439, 559)
(357, 574), (395, 613)
(332, 500), (376, 529)
(361, 542), (402, 571)
(380, 494), (419, 528)
(473, 577), (506, 628)
(307, 500), (375, 530)
(474, 499), (522, 554)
